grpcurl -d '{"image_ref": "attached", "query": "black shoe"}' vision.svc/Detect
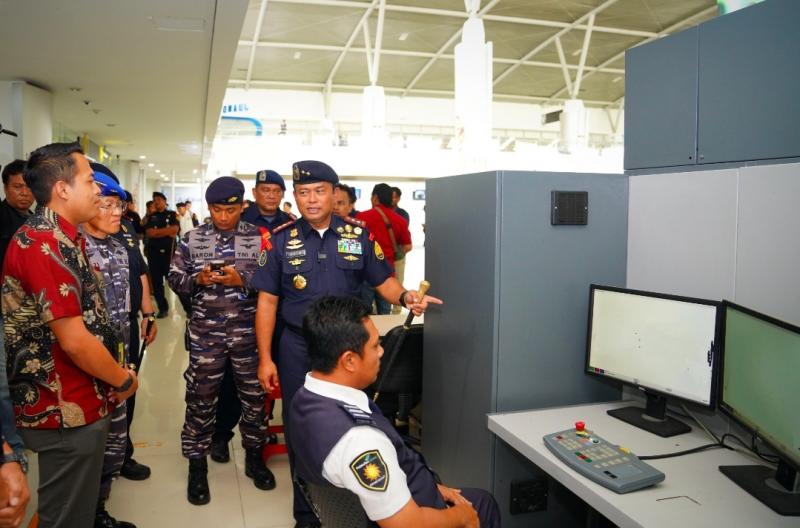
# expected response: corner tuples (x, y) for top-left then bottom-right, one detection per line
(210, 439), (230, 463)
(95, 503), (137, 528)
(245, 448), (276, 490)
(120, 458), (151, 481)
(156, 311), (169, 319)
(188, 457), (210, 505)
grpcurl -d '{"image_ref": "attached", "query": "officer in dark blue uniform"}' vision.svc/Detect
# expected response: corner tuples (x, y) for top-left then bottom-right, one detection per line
(290, 296), (499, 528)
(211, 169), (296, 462)
(252, 160), (442, 528)
(144, 191), (179, 317)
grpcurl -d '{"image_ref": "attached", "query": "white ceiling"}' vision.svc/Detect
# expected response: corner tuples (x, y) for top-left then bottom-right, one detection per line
(0, 0), (248, 179)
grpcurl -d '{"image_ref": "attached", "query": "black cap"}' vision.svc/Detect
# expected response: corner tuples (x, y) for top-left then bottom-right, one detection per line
(256, 169), (285, 190)
(292, 160), (338, 186)
(153, 191), (167, 201)
(205, 176), (245, 205)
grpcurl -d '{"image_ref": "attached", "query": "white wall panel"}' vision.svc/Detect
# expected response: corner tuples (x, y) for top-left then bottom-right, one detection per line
(735, 162), (800, 325)
(627, 169), (739, 301)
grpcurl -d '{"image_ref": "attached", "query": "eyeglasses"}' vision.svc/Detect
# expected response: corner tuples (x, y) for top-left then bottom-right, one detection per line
(98, 201), (127, 213)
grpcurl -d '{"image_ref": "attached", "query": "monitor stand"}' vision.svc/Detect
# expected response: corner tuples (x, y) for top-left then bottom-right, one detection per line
(719, 460), (800, 516)
(606, 392), (691, 438)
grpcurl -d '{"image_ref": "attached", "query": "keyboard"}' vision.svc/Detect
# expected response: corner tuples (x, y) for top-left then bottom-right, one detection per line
(543, 423), (665, 493)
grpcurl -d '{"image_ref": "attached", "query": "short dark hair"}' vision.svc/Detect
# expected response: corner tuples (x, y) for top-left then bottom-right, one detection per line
(284, 201), (292, 207)
(176, 202), (186, 208)
(303, 296), (371, 374)
(24, 142), (84, 205)
(346, 186), (357, 205)
(146, 200), (153, 207)
(2, 159), (26, 185)
(391, 186), (402, 197)
(372, 183), (393, 207)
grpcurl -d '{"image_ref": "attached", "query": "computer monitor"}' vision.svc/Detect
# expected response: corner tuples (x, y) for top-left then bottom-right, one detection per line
(586, 285), (720, 437)
(718, 301), (800, 516)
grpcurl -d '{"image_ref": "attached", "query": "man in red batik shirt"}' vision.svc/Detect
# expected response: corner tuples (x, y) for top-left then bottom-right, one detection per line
(356, 183), (412, 314)
(1, 143), (138, 528)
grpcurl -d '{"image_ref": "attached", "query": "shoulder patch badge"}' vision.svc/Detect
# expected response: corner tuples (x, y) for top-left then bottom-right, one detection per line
(374, 241), (385, 261)
(350, 450), (389, 492)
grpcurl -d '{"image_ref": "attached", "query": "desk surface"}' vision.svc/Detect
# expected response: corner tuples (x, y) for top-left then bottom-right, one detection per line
(371, 313), (424, 336)
(488, 401), (796, 528)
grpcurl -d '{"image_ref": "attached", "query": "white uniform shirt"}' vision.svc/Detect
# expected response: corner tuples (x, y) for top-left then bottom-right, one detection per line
(304, 374), (413, 521)
(179, 211), (195, 236)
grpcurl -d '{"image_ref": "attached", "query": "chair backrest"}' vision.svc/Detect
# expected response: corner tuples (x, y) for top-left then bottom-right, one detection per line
(296, 476), (372, 528)
(374, 324), (424, 394)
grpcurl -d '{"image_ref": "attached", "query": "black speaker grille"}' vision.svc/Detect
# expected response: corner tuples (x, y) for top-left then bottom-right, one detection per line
(551, 191), (588, 225)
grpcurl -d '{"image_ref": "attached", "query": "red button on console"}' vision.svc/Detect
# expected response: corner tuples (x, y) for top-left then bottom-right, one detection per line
(575, 421), (585, 432)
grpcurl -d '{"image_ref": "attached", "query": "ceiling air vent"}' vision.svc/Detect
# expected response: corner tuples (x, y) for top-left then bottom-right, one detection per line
(551, 191), (588, 226)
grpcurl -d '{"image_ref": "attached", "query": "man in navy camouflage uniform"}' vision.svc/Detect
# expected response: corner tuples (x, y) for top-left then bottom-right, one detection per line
(211, 169), (295, 463)
(91, 163), (157, 482)
(252, 160), (441, 528)
(168, 176), (275, 506)
(81, 170), (138, 528)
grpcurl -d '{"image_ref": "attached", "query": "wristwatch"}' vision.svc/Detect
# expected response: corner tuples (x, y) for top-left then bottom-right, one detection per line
(1, 450), (29, 474)
(114, 372), (134, 393)
(142, 312), (156, 322)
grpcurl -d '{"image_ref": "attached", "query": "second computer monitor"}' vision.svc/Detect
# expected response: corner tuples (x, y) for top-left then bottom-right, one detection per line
(586, 285), (720, 437)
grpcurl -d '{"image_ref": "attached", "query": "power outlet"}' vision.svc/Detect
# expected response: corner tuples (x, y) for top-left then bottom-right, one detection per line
(509, 479), (548, 515)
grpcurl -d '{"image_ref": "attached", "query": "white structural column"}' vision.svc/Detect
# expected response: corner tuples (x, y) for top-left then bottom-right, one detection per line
(402, 0), (500, 97)
(362, 0), (387, 142)
(0, 81), (52, 165)
(454, 0), (493, 171)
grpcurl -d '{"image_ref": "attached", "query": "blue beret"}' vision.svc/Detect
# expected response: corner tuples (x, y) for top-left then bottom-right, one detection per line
(205, 176), (244, 205)
(292, 160), (338, 186)
(256, 169), (285, 190)
(94, 172), (125, 198)
(90, 162), (119, 183)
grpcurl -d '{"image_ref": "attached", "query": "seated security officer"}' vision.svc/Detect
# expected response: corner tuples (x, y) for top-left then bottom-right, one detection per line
(290, 296), (500, 528)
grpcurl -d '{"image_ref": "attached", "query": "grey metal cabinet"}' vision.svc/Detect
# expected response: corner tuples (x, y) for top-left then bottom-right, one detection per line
(423, 170), (627, 527)
(697, 0), (800, 164)
(624, 0), (800, 170)
(624, 27), (699, 170)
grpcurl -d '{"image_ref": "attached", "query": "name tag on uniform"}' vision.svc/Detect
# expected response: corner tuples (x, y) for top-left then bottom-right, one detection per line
(235, 236), (260, 260)
(286, 248), (307, 258)
(337, 239), (362, 255)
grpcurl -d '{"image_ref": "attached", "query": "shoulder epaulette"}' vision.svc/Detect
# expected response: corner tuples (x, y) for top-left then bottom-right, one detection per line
(338, 402), (375, 426)
(342, 216), (366, 229)
(271, 217), (296, 235)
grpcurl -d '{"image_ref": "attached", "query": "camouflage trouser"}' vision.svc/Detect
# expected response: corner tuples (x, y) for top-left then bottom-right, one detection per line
(99, 402), (127, 501)
(181, 324), (267, 459)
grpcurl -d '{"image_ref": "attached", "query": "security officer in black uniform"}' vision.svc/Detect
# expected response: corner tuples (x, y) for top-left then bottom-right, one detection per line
(210, 169), (296, 463)
(91, 163), (158, 481)
(252, 160), (442, 528)
(144, 192), (179, 317)
(291, 296), (499, 528)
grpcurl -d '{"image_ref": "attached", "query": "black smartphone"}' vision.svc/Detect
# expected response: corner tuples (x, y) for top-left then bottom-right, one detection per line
(209, 261), (226, 275)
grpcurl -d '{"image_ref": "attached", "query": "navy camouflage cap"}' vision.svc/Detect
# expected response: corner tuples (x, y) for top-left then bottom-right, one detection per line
(205, 176), (245, 205)
(255, 169), (285, 190)
(292, 160), (338, 186)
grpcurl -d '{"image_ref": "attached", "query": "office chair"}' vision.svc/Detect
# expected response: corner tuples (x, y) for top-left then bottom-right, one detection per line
(372, 324), (424, 442)
(296, 475), (372, 528)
